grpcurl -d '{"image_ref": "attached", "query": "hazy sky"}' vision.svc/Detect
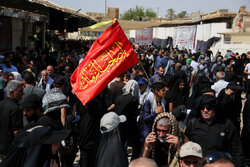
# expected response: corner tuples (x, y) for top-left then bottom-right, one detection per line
(49, 0), (250, 17)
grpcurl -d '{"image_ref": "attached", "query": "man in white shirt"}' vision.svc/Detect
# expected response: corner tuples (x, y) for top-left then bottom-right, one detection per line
(211, 71), (229, 97)
(190, 56), (199, 69)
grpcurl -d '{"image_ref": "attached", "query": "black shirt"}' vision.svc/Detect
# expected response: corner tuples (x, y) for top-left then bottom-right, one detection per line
(109, 81), (125, 103)
(114, 94), (139, 144)
(0, 97), (23, 155)
(205, 50), (213, 59)
(164, 91), (173, 113)
(153, 141), (170, 167)
(37, 110), (63, 130)
(225, 71), (237, 82)
(185, 117), (244, 166)
(63, 60), (74, 70)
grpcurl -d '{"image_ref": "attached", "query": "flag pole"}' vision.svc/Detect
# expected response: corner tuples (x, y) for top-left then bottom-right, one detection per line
(138, 61), (153, 88)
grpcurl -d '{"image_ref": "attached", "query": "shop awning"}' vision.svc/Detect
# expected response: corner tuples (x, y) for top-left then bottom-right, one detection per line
(0, 0), (97, 28)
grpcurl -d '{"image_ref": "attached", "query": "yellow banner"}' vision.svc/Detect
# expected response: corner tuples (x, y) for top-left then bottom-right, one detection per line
(90, 18), (117, 29)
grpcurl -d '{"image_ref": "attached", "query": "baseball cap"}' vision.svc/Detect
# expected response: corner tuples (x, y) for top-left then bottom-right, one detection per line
(180, 141), (203, 158)
(137, 77), (148, 85)
(186, 58), (191, 63)
(100, 112), (126, 134)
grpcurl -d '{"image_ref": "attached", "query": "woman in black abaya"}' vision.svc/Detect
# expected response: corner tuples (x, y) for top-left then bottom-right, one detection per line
(171, 79), (189, 108)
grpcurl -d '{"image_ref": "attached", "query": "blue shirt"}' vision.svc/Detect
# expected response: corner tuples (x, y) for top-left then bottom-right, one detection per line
(141, 99), (157, 138)
(160, 57), (168, 68)
(150, 74), (163, 86)
(154, 56), (165, 69)
(0, 64), (18, 74)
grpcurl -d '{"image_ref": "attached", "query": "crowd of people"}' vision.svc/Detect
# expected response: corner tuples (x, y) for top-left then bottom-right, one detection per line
(0, 43), (250, 167)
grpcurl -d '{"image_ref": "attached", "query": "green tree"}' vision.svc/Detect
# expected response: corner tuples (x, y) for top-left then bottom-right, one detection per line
(165, 8), (176, 19)
(134, 6), (145, 19)
(177, 11), (187, 18)
(120, 10), (133, 20)
(145, 8), (157, 18)
(120, 6), (156, 20)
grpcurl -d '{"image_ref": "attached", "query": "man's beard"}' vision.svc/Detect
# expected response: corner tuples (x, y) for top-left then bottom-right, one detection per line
(157, 136), (166, 143)
(26, 113), (39, 122)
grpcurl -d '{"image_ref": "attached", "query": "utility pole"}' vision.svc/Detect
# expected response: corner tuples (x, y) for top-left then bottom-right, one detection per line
(157, 7), (159, 18)
(130, 8), (132, 20)
(105, 0), (107, 17)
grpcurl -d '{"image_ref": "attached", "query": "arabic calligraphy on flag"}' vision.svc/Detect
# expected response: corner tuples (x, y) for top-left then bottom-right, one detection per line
(71, 21), (139, 105)
(80, 41), (130, 90)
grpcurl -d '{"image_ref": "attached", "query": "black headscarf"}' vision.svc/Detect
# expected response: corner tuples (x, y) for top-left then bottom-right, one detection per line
(171, 78), (188, 108)
(194, 94), (225, 121)
(185, 78), (211, 109)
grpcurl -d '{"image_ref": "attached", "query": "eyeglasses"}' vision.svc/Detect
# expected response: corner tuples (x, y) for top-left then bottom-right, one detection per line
(201, 106), (214, 111)
(201, 152), (232, 166)
(183, 160), (199, 166)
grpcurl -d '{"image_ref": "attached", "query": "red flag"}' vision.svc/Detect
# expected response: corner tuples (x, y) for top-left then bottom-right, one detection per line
(70, 21), (139, 105)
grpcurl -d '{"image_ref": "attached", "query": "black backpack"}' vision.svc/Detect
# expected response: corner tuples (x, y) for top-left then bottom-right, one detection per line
(194, 66), (206, 84)
(214, 63), (224, 73)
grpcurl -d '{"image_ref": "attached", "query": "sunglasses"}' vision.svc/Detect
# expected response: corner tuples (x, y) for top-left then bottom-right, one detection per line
(200, 106), (215, 111)
(201, 152), (232, 166)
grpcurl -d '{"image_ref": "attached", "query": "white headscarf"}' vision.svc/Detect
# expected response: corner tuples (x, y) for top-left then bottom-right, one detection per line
(122, 79), (140, 99)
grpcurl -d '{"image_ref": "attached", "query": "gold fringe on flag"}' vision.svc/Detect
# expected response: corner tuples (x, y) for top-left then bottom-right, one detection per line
(90, 18), (117, 29)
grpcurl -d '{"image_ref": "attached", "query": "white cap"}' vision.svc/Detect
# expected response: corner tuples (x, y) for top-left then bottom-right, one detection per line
(179, 141), (203, 158)
(100, 112), (126, 134)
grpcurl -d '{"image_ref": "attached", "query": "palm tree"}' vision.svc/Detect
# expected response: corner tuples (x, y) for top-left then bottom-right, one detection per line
(165, 8), (176, 19)
(120, 6), (156, 20)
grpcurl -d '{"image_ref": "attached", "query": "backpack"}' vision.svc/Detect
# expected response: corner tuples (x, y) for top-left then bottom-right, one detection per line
(214, 63), (224, 73)
(194, 66), (206, 84)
